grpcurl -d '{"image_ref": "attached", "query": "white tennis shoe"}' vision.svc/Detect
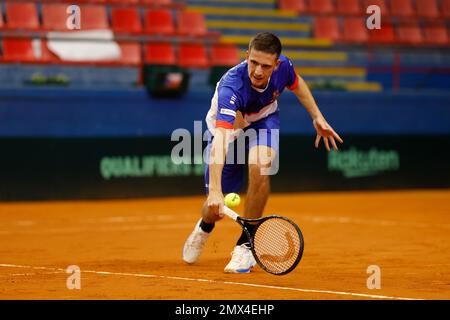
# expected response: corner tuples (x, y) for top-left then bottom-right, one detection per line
(224, 243), (257, 273)
(183, 219), (210, 264)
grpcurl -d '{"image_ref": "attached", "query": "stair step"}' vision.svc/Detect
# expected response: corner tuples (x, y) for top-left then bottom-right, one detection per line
(221, 35), (332, 48)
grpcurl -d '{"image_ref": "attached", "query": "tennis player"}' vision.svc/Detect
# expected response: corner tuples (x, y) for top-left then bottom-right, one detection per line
(183, 32), (343, 273)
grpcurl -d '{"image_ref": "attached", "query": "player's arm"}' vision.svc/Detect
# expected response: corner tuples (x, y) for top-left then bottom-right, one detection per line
(291, 74), (344, 151)
(207, 127), (229, 217)
(208, 86), (239, 216)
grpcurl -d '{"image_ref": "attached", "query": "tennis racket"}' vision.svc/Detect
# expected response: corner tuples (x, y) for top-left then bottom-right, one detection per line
(223, 206), (304, 275)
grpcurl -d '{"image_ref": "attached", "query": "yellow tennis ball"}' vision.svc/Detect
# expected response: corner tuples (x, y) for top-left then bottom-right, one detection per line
(224, 193), (241, 207)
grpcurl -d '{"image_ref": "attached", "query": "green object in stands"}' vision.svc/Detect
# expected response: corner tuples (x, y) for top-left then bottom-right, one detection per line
(26, 73), (70, 86)
(30, 73), (47, 85)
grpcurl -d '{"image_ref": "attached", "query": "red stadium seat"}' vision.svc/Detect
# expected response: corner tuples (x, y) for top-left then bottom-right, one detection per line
(111, 8), (142, 33)
(144, 9), (175, 35)
(145, 42), (176, 65)
(2, 38), (36, 61)
(42, 4), (70, 31)
(314, 17), (341, 42)
(278, 0), (306, 12)
(40, 40), (60, 62)
(108, 0), (139, 4)
(443, 0), (450, 19)
(423, 23), (449, 45)
(178, 43), (209, 68)
(80, 5), (109, 29)
(390, 0), (415, 18)
(336, 0), (361, 15)
(177, 11), (207, 36)
(117, 42), (141, 65)
(416, 0), (439, 19)
(210, 44), (240, 67)
(369, 22), (395, 44)
(342, 17), (368, 43)
(397, 22), (423, 45)
(140, 0), (172, 6)
(44, 4), (108, 30)
(2, 38), (59, 62)
(308, 0), (334, 14)
(5, 2), (39, 30)
(363, 0), (388, 15)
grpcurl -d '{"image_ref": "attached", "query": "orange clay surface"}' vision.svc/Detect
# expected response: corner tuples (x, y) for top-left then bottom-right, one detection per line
(0, 189), (449, 300)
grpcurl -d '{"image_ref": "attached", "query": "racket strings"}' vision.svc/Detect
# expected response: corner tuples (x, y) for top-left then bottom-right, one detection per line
(253, 218), (302, 274)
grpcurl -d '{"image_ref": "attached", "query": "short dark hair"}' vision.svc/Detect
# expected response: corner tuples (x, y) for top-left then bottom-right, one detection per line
(248, 32), (282, 58)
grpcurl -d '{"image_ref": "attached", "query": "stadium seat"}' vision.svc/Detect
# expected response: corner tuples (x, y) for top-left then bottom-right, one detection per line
(369, 22), (395, 44)
(5, 2), (39, 30)
(80, 5), (109, 29)
(111, 8), (142, 34)
(108, 0), (139, 4)
(39, 40), (60, 62)
(363, 0), (388, 15)
(335, 0), (361, 15)
(278, 0), (306, 12)
(117, 42), (141, 65)
(342, 17), (368, 43)
(2, 37), (59, 62)
(177, 11), (207, 36)
(178, 43), (209, 68)
(42, 4), (71, 31)
(2, 38), (36, 61)
(390, 0), (415, 18)
(144, 9), (175, 35)
(416, 0), (439, 19)
(44, 4), (108, 30)
(397, 22), (423, 45)
(443, 0), (450, 19)
(210, 44), (240, 67)
(314, 17), (341, 42)
(140, 0), (172, 6)
(308, 0), (334, 14)
(145, 42), (176, 65)
(423, 23), (449, 45)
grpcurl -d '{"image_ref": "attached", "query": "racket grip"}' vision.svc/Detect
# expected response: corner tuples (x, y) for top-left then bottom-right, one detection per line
(223, 206), (239, 221)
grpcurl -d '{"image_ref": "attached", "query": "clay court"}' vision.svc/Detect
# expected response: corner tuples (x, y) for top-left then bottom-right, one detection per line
(0, 189), (449, 300)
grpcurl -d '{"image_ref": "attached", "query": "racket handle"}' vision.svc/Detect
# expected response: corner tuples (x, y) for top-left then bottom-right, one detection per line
(223, 206), (239, 221)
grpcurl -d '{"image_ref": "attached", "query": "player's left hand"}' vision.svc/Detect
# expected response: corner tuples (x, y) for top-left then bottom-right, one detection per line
(313, 117), (343, 152)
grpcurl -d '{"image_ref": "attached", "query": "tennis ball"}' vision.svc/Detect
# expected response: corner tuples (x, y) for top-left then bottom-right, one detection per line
(224, 193), (240, 207)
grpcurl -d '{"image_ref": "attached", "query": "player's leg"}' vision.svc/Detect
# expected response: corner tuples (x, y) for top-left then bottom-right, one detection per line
(244, 145), (275, 218)
(182, 201), (214, 264)
(234, 145), (276, 243)
(225, 119), (279, 273)
(224, 146), (276, 273)
(183, 136), (244, 264)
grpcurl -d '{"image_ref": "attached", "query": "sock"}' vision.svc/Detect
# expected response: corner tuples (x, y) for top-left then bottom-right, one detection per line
(199, 219), (215, 233)
(236, 223), (256, 246)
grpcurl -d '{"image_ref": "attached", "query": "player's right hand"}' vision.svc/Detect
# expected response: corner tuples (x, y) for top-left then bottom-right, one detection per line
(207, 192), (225, 218)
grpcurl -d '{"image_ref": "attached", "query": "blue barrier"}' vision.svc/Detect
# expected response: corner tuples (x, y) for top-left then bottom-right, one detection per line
(0, 88), (449, 137)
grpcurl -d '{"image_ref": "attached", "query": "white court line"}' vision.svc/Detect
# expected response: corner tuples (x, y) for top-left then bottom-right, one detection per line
(2, 212), (449, 235)
(1, 212), (448, 236)
(0, 223), (199, 236)
(297, 214), (450, 230)
(0, 263), (422, 300)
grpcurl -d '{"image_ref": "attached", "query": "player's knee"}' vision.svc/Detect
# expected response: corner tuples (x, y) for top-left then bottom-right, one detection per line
(248, 146), (276, 169)
(249, 164), (270, 185)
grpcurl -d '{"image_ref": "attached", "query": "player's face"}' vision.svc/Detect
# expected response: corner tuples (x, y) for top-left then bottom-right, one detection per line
(246, 49), (280, 89)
